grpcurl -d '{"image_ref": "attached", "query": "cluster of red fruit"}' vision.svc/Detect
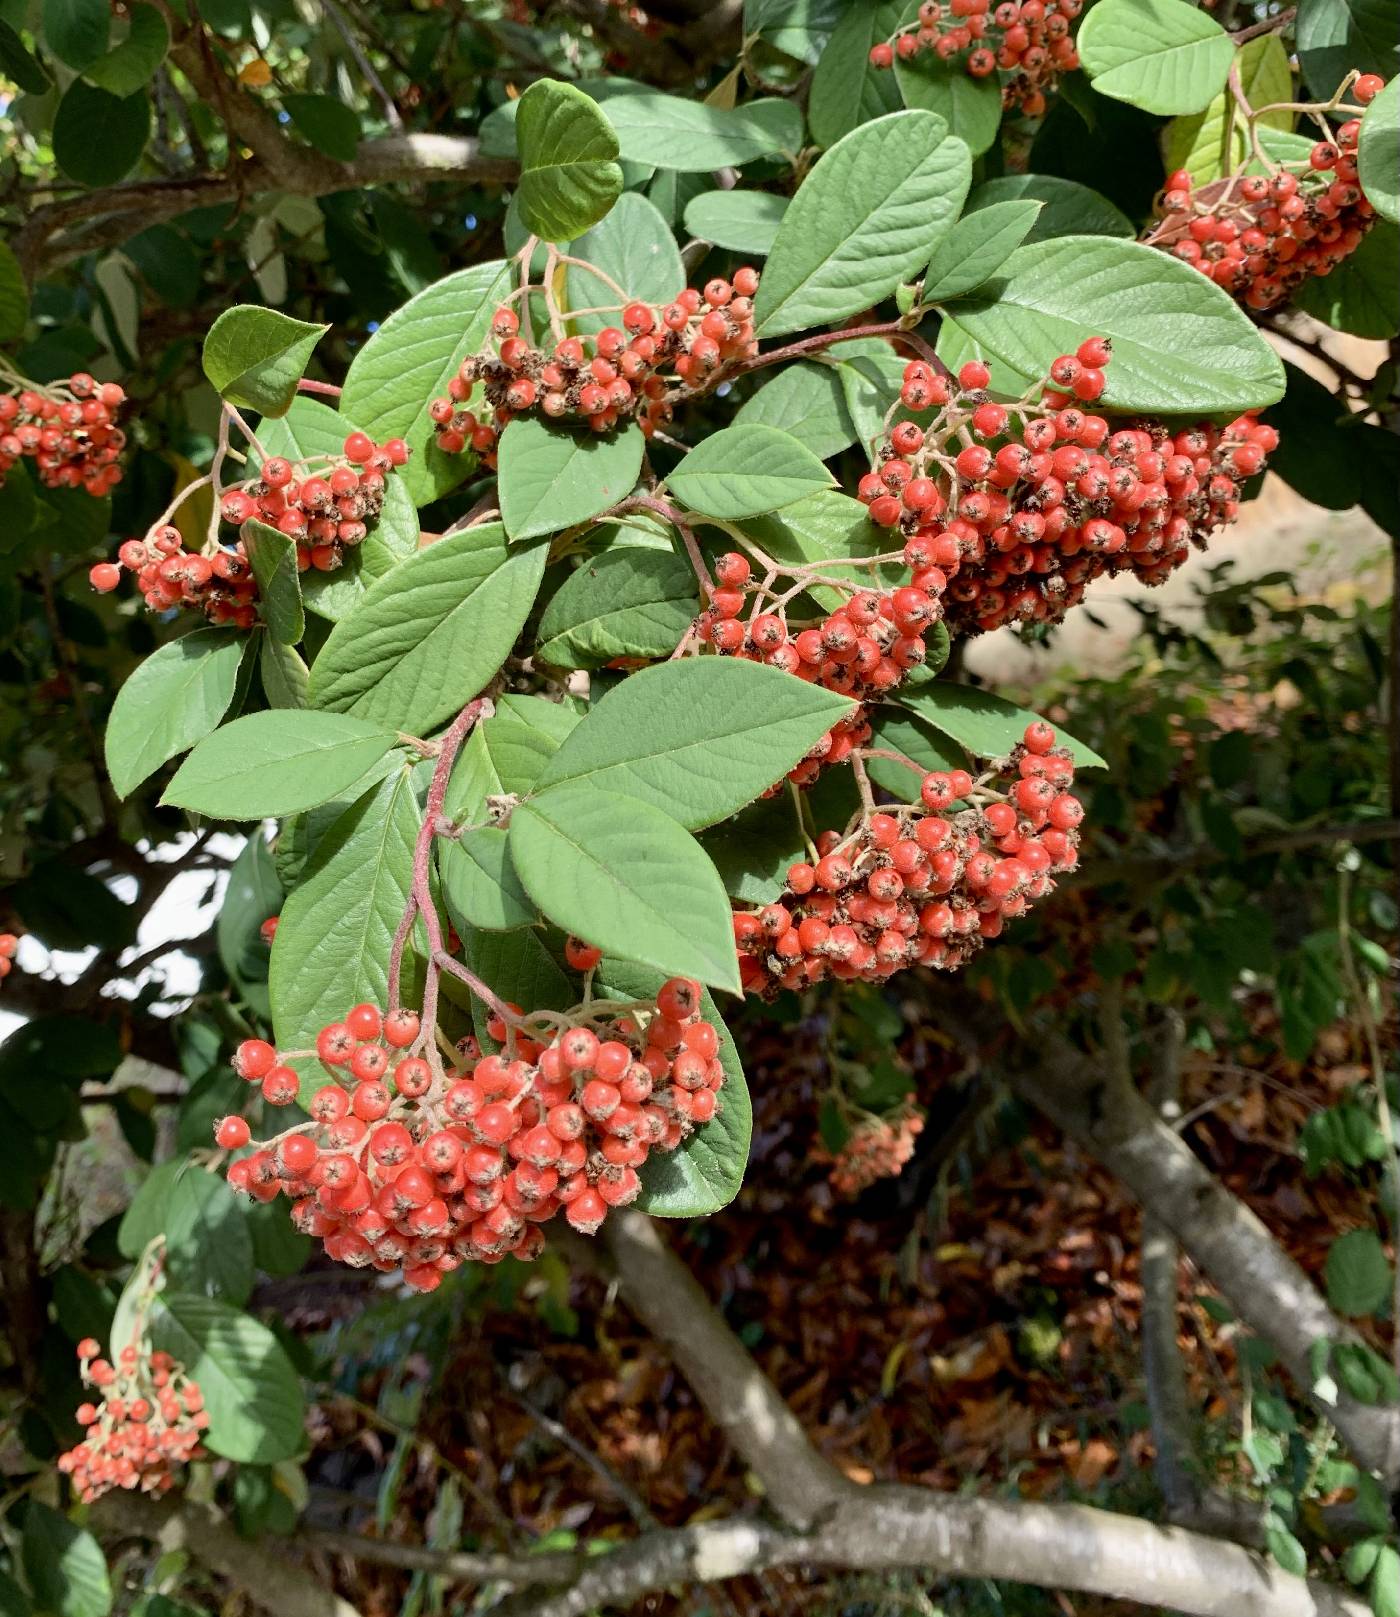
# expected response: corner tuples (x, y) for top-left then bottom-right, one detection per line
(869, 0), (1082, 117)
(0, 931), (19, 987)
(735, 722), (1082, 994)
(1145, 99), (1387, 312)
(825, 1101), (925, 1197)
(58, 1340), (208, 1503)
(429, 269), (761, 450)
(0, 373), (126, 499)
(89, 430), (410, 616)
(857, 345), (1276, 634)
(218, 979), (724, 1291)
(698, 549), (942, 786)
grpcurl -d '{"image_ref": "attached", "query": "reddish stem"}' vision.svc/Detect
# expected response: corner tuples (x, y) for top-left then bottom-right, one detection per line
(297, 378), (343, 397)
(618, 493), (714, 592)
(728, 320), (952, 382)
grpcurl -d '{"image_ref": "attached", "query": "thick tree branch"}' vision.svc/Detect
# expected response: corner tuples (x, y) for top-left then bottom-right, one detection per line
(1001, 1026), (1400, 1482)
(93, 1493), (363, 1617)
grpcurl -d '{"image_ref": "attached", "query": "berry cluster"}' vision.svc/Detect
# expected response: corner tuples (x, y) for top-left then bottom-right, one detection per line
(1145, 117), (1384, 312)
(219, 431), (409, 566)
(735, 723), (1082, 994)
(869, 0), (1082, 117)
(89, 431), (410, 617)
(430, 269), (761, 449)
(0, 373), (126, 498)
(58, 1339), (208, 1503)
(825, 1100), (925, 1197)
(0, 931), (19, 988)
(697, 549), (943, 786)
(219, 981), (724, 1290)
(858, 345), (1276, 634)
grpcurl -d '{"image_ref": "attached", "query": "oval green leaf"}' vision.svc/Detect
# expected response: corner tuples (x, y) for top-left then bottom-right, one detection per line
(937, 235), (1285, 412)
(509, 784), (741, 992)
(241, 518), (304, 645)
(498, 417), (644, 540)
(965, 175), (1133, 241)
(536, 657), (857, 828)
(602, 93), (802, 171)
(682, 189), (790, 255)
(308, 524), (546, 732)
(52, 80), (150, 187)
(1078, 0), (1235, 115)
(565, 192), (684, 334)
(921, 199), (1042, 302)
(1359, 75), (1400, 225)
(898, 683), (1106, 768)
(732, 363), (857, 459)
(202, 305), (329, 418)
(162, 710), (401, 819)
(516, 79), (624, 242)
(666, 422), (835, 517)
(440, 825), (538, 932)
(754, 110), (971, 336)
(537, 547), (698, 669)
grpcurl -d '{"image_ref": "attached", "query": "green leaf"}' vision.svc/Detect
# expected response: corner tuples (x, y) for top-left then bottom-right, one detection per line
(1371, 1545), (1400, 1617)
(341, 260), (512, 506)
(1293, 222), (1399, 338)
(217, 827), (282, 994)
(253, 396), (420, 620)
(509, 785), (741, 991)
(515, 79), (623, 242)
(116, 1159), (182, 1259)
(754, 110), (971, 337)
(938, 235), (1285, 412)
(0, 243), (27, 345)
(537, 547), (697, 668)
(22, 1502), (110, 1617)
(440, 826), (538, 931)
(0, 1564), (32, 1617)
(282, 91), (360, 162)
(1359, 74), (1400, 224)
(921, 200), (1042, 302)
(82, 3), (168, 96)
(808, 0), (905, 148)
(666, 423), (835, 518)
(308, 524), (546, 732)
(700, 791), (807, 903)
(595, 958), (751, 1214)
(147, 1291), (304, 1462)
(163, 1168), (256, 1305)
(1162, 34), (1295, 186)
(565, 192), (684, 335)
(745, 0), (844, 66)
(1326, 1228), (1394, 1315)
(104, 628), (246, 798)
(603, 93), (802, 171)
(536, 658), (855, 828)
(269, 766), (421, 1102)
(682, 190), (789, 256)
(965, 175), (1133, 241)
(893, 18), (1003, 157)
(898, 683), (1106, 767)
(828, 339), (912, 455)
(1264, 1517), (1308, 1578)
(445, 693), (582, 821)
(242, 519), (305, 645)
(42, 0), (109, 69)
(1078, 0), (1234, 115)
(0, 19), (52, 93)
(260, 636), (311, 708)
(498, 418), (644, 541)
(732, 364), (857, 459)
(162, 710), (400, 819)
(202, 306), (329, 418)
(52, 81), (150, 187)
(1296, 0), (1398, 98)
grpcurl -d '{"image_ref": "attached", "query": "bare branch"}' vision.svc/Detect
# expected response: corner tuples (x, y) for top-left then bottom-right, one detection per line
(92, 1493), (364, 1617)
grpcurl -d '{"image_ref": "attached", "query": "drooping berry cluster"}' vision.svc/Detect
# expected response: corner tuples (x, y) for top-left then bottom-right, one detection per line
(58, 1339), (208, 1503)
(870, 0), (1082, 117)
(735, 723), (1082, 994)
(91, 524), (258, 625)
(1144, 117), (1384, 313)
(0, 931), (19, 988)
(0, 373), (126, 498)
(89, 431), (411, 616)
(858, 345), (1276, 634)
(429, 269), (761, 450)
(698, 549), (942, 786)
(219, 981), (724, 1291)
(824, 1099), (925, 1197)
